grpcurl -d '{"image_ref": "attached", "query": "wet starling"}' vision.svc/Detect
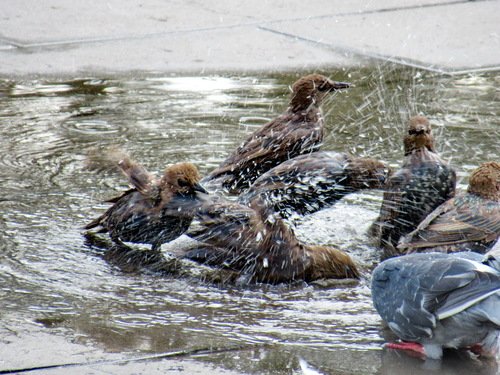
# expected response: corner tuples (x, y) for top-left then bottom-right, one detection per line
(238, 151), (389, 218)
(85, 155), (207, 252)
(371, 252), (500, 359)
(203, 74), (350, 193)
(185, 195), (359, 284)
(372, 116), (457, 258)
(398, 161), (500, 254)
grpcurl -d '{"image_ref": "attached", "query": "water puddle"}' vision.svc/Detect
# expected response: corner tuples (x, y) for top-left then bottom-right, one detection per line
(0, 66), (498, 374)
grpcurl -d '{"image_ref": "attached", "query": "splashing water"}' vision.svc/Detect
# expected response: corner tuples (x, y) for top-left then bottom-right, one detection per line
(0, 68), (498, 374)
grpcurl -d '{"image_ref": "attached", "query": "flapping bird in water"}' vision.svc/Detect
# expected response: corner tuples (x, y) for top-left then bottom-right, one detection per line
(239, 151), (389, 218)
(371, 251), (500, 360)
(398, 161), (500, 254)
(185, 195), (359, 284)
(372, 116), (457, 258)
(85, 151), (207, 252)
(203, 74), (350, 194)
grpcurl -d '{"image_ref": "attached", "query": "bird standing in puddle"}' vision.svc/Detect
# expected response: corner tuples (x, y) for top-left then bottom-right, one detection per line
(85, 151), (207, 252)
(371, 116), (457, 258)
(203, 74), (350, 194)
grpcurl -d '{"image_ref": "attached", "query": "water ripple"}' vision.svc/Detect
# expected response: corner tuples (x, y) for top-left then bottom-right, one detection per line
(0, 71), (498, 374)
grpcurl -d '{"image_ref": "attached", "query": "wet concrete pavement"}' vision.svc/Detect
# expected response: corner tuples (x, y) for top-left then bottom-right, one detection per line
(1, 2), (499, 375)
(1, 0), (499, 76)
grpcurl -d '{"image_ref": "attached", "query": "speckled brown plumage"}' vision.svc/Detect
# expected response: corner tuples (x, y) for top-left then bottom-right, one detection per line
(203, 74), (350, 194)
(238, 151), (389, 218)
(372, 116), (457, 258)
(185, 195), (359, 284)
(85, 155), (207, 251)
(398, 161), (500, 254)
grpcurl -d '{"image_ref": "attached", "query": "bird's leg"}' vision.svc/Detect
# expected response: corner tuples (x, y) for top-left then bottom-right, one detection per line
(385, 341), (426, 358)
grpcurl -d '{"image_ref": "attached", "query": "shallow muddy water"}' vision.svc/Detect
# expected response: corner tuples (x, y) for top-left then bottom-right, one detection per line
(0, 66), (499, 374)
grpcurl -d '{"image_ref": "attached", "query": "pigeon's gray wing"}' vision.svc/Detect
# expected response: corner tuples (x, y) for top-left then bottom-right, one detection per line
(372, 253), (500, 341)
(483, 238), (500, 271)
(426, 258), (500, 320)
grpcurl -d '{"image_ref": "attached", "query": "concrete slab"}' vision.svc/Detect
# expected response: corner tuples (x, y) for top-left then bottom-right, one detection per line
(0, 0), (498, 76)
(0, 0), (461, 43)
(0, 329), (243, 374)
(0, 26), (359, 76)
(262, 1), (500, 73)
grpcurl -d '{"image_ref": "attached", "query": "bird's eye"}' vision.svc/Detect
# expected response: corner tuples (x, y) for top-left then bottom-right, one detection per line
(318, 83), (329, 92)
(178, 179), (189, 187)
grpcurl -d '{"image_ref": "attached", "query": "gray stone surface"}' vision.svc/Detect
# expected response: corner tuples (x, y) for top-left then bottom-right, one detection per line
(0, 323), (243, 374)
(0, 0), (498, 76)
(264, 0), (500, 73)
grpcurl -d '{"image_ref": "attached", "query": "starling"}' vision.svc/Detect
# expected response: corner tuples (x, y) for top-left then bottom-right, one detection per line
(85, 154), (207, 252)
(398, 161), (500, 254)
(371, 252), (500, 359)
(203, 74), (350, 193)
(372, 116), (456, 258)
(239, 151), (389, 218)
(185, 195), (359, 283)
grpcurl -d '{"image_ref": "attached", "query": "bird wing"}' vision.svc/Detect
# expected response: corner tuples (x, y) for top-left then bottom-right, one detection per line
(116, 156), (157, 198)
(376, 169), (409, 245)
(207, 114), (322, 178)
(372, 253), (500, 342)
(187, 198), (255, 248)
(84, 189), (138, 230)
(399, 195), (500, 250)
(423, 257), (500, 320)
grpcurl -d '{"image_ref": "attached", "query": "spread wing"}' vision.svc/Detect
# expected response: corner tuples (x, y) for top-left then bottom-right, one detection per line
(238, 152), (350, 216)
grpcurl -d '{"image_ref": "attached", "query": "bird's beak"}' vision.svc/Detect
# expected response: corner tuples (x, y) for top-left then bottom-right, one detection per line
(330, 81), (351, 90)
(193, 183), (209, 194)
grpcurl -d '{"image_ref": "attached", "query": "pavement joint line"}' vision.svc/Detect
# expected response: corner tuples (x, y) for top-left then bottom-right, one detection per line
(0, 344), (265, 374)
(261, 0), (496, 25)
(0, 0), (493, 51)
(258, 25), (500, 75)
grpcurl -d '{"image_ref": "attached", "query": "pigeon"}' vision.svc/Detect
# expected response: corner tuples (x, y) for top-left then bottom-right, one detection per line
(371, 252), (500, 359)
